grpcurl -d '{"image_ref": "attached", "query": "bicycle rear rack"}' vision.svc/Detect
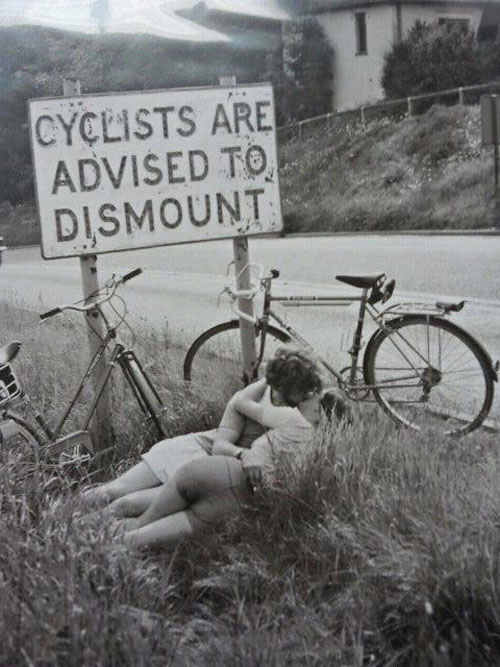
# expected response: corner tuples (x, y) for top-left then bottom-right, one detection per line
(381, 302), (458, 317)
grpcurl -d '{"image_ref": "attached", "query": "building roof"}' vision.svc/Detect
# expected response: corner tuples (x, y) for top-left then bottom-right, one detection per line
(173, 0), (291, 22)
(0, 0), (230, 42)
(304, 0), (500, 10)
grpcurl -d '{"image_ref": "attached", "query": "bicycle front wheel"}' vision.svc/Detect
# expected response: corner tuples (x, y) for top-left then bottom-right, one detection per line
(0, 411), (43, 487)
(120, 351), (169, 438)
(363, 315), (494, 436)
(184, 320), (290, 403)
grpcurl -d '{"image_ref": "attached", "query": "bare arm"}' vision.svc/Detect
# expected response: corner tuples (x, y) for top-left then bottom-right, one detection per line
(212, 379), (268, 457)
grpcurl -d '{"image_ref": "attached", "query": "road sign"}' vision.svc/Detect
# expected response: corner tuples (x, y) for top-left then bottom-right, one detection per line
(29, 84), (283, 259)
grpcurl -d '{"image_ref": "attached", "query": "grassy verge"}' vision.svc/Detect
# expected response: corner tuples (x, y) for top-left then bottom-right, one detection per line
(1, 301), (500, 665)
(280, 104), (498, 233)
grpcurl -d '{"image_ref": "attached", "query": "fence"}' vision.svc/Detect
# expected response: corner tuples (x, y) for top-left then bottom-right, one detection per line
(277, 81), (500, 142)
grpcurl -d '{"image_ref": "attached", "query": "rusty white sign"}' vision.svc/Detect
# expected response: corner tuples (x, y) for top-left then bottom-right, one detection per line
(28, 84), (282, 259)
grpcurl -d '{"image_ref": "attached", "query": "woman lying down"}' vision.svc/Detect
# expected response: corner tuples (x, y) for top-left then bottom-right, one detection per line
(88, 347), (347, 549)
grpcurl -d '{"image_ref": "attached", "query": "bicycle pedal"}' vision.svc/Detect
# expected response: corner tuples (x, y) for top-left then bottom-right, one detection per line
(47, 431), (94, 457)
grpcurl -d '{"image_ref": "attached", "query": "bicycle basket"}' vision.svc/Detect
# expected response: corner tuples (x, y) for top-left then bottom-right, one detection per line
(0, 362), (21, 407)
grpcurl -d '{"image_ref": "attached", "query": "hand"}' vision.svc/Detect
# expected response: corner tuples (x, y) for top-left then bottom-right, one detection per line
(243, 465), (263, 490)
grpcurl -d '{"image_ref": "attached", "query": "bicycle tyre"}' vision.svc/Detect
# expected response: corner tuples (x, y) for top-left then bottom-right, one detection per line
(363, 315), (494, 436)
(121, 352), (169, 438)
(184, 320), (290, 401)
(0, 411), (43, 486)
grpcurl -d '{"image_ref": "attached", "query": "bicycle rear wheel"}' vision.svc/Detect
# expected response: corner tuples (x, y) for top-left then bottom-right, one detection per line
(184, 320), (290, 404)
(363, 315), (494, 436)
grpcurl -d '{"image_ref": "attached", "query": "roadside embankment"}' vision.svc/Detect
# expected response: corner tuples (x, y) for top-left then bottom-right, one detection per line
(280, 104), (498, 233)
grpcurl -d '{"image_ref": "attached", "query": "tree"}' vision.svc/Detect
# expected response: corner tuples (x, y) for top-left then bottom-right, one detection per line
(382, 21), (483, 99)
(282, 18), (334, 122)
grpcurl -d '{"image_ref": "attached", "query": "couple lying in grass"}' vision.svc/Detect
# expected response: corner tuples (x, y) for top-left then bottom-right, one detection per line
(84, 346), (347, 548)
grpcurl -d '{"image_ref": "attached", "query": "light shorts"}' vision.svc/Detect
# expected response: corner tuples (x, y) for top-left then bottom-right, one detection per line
(141, 430), (215, 483)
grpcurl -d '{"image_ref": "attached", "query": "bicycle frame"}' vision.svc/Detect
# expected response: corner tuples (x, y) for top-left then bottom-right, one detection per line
(254, 282), (373, 388)
(1, 269), (168, 457)
(255, 281), (449, 397)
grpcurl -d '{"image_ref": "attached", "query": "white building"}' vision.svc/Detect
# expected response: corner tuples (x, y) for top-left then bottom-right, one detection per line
(304, 0), (500, 111)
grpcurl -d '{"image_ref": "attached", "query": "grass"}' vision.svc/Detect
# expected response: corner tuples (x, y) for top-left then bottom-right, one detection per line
(279, 104), (498, 233)
(1, 300), (500, 665)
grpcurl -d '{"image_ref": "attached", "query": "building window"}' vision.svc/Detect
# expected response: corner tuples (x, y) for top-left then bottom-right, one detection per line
(355, 12), (367, 54)
(438, 17), (470, 32)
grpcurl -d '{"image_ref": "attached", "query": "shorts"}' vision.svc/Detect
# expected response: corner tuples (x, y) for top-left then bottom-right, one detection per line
(175, 456), (254, 525)
(141, 430), (215, 483)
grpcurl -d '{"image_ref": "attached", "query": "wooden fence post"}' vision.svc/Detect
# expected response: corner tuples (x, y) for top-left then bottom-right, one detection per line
(63, 78), (112, 449)
(407, 97), (413, 117)
(458, 87), (464, 105)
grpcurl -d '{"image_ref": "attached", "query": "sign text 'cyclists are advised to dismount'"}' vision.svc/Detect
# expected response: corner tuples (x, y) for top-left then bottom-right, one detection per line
(28, 84), (283, 258)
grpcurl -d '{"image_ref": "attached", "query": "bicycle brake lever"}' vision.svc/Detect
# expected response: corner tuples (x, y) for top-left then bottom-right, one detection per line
(217, 286), (231, 307)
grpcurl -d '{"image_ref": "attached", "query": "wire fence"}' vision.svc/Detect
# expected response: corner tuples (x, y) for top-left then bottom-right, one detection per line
(277, 81), (500, 142)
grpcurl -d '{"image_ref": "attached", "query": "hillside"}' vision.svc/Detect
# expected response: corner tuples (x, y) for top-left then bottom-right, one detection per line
(280, 103), (496, 232)
(0, 103), (496, 247)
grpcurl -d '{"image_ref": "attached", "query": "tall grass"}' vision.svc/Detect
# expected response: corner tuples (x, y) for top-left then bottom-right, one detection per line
(1, 301), (499, 665)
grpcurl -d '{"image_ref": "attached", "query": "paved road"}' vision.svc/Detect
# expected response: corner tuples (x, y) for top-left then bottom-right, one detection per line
(2, 235), (499, 421)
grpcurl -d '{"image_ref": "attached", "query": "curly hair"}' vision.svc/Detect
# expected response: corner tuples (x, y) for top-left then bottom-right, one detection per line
(265, 346), (323, 400)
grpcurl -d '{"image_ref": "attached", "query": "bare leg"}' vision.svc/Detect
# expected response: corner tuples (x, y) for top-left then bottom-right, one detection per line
(123, 490), (243, 548)
(134, 476), (188, 528)
(122, 458), (247, 549)
(106, 487), (162, 518)
(123, 510), (204, 548)
(82, 461), (160, 505)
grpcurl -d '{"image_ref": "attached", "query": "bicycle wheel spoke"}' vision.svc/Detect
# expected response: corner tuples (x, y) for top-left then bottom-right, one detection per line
(184, 322), (290, 404)
(365, 316), (493, 436)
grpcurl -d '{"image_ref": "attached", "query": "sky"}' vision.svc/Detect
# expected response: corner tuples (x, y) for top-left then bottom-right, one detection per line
(0, 0), (291, 42)
(0, 0), (226, 42)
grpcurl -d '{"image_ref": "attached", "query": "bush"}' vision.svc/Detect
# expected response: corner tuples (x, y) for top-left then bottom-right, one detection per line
(382, 21), (484, 99)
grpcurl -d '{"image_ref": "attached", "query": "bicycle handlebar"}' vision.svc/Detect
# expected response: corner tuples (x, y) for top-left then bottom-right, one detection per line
(39, 307), (62, 321)
(223, 265), (280, 300)
(39, 268), (143, 321)
(122, 268), (142, 283)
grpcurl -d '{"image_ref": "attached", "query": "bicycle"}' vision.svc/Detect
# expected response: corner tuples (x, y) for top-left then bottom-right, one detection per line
(184, 265), (499, 436)
(0, 268), (169, 468)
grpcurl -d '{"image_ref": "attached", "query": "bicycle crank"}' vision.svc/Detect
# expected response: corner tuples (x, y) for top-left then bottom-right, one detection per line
(340, 367), (372, 400)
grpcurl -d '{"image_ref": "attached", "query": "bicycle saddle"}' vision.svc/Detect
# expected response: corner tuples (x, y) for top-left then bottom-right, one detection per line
(0, 341), (21, 366)
(336, 274), (385, 289)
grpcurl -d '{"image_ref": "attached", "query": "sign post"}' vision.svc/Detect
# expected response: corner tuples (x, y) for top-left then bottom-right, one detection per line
(220, 76), (257, 383)
(62, 79), (111, 449)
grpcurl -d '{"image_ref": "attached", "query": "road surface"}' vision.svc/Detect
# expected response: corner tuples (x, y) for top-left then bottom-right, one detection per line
(2, 235), (499, 421)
